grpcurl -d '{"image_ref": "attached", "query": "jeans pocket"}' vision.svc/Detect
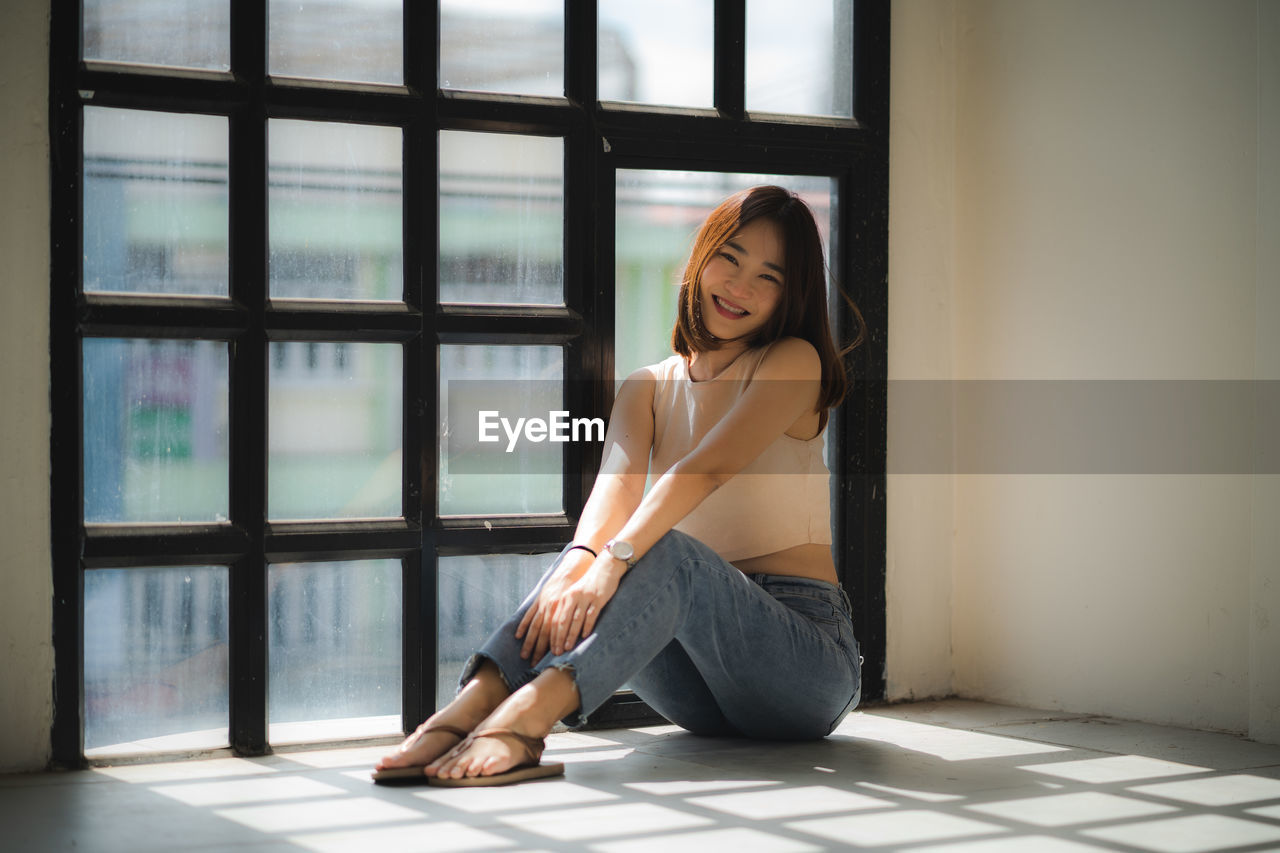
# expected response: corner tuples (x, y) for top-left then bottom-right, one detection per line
(766, 584), (846, 647)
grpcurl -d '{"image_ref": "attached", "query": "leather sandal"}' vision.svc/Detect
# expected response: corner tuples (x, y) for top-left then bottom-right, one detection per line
(426, 727), (565, 788)
(371, 722), (471, 783)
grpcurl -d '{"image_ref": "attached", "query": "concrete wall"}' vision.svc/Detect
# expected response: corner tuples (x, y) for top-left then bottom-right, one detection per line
(1253, 0), (1280, 745)
(0, 0), (54, 773)
(886, 0), (957, 701)
(888, 0), (1279, 741)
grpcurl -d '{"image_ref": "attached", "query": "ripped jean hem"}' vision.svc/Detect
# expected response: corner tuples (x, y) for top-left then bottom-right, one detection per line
(457, 651), (589, 728)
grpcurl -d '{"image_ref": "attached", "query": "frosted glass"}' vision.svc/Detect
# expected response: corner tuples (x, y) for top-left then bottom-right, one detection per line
(84, 566), (229, 754)
(269, 120), (402, 301)
(440, 0), (563, 96)
(268, 342), (402, 519)
(84, 107), (228, 297)
(269, 0), (402, 84)
(83, 339), (229, 523)
(436, 552), (558, 707)
(439, 131), (564, 305)
(438, 344), (563, 516)
(269, 560), (402, 743)
(84, 0), (229, 70)
(747, 0), (855, 118)
(599, 0), (713, 108)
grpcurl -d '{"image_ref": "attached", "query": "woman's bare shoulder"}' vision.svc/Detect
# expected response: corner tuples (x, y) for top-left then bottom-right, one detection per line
(755, 337), (820, 381)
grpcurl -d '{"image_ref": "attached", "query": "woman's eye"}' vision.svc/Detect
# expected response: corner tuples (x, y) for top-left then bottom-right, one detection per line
(719, 251), (738, 265)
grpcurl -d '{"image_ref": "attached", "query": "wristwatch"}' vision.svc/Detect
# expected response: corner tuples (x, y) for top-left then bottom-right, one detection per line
(604, 538), (637, 570)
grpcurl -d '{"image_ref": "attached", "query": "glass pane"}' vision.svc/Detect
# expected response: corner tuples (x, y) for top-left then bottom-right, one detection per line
(747, 0), (855, 118)
(84, 566), (229, 755)
(439, 344), (563, 516)
(269, 0), (402, 84)
(269, 120), (402, 301)
(84, 107), (229, 297)
(269, 560), (401, 744)
(615, 171), (834, 379)
(440, 0), (563, 96)
(439, 131), (563, 305)
(437, 552), (559, 708)
(84, 339), (229, 523)
(83, 0), (229, 70)
(599, 1), (713, 108)
(268, 342), (402, 519)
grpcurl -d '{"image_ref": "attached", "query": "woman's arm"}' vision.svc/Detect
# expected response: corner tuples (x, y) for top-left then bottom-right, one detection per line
(541, 337), (823, 657)
(516, 365), (656, 662)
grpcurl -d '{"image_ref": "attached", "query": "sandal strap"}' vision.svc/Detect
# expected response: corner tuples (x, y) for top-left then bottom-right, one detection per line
(462, 728), (547, 765)
(421, 723), (470, 740)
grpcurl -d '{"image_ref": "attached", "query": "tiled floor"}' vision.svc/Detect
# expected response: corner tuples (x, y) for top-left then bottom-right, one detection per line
(4, 700), (1280, 852)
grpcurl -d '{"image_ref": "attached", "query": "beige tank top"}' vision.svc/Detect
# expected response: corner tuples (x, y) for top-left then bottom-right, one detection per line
(650, 347), (833, 562)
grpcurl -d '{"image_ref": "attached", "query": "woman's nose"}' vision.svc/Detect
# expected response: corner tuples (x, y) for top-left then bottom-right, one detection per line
(724, 273), (752, 297)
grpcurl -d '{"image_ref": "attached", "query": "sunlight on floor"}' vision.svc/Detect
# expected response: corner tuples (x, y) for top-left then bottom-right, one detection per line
(7, 701), (1280, 853)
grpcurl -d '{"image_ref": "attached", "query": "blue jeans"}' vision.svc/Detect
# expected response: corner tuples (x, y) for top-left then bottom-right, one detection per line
(461, 530), (862, 740)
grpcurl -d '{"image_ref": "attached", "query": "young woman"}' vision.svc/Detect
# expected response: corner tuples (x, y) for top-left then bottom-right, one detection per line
(374, 185), (864, 786)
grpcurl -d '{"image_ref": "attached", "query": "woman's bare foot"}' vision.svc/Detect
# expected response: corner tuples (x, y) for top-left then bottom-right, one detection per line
(376, 660), (510, 773)
(429, 667), (579, 781)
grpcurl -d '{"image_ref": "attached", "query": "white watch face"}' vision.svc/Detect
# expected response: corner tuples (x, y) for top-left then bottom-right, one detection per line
(609, 540), (635, 561)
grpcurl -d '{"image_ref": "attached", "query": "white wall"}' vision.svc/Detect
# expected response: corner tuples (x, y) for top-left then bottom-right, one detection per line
(888, 0), (1279, 741)
(886, 0), (958, 701)
(1252, 0), (1280, 745)
(0, 0), (54, 773)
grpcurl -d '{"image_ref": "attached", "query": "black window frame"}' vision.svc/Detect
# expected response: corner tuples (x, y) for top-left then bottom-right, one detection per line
(49, 0), (888, 766)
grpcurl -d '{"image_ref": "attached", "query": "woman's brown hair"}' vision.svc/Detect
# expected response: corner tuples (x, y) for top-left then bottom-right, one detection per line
(671, 185), (865, 411)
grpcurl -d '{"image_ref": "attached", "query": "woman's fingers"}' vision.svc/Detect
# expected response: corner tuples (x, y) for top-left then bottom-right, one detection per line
(519, 606), (546, 659)
(564, 602), (593, 651)
(581, 603), (599, 639)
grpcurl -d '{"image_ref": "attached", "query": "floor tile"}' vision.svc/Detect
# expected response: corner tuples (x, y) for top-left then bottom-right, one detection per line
(788, 808), (1006, 847)
(1128, 773), (1280, 806)
(964, 790), (1179, 827)
(986, 718), (1280, 771)
(912, 836), (1113, 852)
(496, 801), (715, 842)
(592, 826), (824, 853)
(288, 819), (516, 853)
(686, 784), (894, 819)
(1081, 814), (1280, 852)
(1020, 754), (1212, 784)
(861, 700), (1090, 731)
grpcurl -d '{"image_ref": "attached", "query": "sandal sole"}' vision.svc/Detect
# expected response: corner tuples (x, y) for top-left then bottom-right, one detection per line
(426, 762), (565, 788)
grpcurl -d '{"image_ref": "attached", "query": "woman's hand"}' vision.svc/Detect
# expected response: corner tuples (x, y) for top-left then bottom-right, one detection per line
(516, 551), (591, 663)
(516, 553), (624, 663)
(547, 557), (625, 657)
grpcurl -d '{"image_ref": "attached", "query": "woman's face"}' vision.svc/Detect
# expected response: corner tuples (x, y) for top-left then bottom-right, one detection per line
(697, 217), (786, 344)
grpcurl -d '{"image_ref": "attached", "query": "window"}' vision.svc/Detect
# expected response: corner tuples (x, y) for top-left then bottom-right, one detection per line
(51, 0), (888, 762)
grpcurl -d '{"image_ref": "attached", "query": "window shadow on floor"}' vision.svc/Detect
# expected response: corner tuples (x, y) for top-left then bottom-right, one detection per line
(6, 702), (1280, 852)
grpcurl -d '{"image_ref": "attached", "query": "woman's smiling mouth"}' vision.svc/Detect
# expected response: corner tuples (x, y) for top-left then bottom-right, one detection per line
(712, 295), (749, 318)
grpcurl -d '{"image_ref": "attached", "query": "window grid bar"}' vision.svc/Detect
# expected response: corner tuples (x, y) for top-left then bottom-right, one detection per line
(714, 0), (747, 118)
(49, 0), (87, 767)
(51, 0), (890, 762)
(227, 106), (270, 762)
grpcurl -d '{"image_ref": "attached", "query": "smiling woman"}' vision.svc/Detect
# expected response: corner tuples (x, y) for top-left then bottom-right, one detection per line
(375, 186), (865, 787)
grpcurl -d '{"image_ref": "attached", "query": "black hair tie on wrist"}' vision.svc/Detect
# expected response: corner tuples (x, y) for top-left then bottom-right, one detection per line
(567, 544), (597, 558)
